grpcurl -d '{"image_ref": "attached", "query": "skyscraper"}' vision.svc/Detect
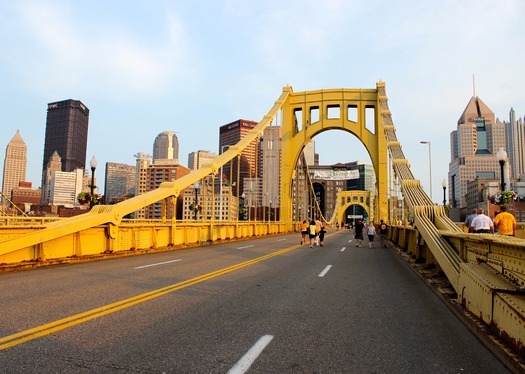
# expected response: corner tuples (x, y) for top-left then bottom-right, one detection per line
(262, 126), (281, 210)
(41, 151), (62, 204)
(506, 108), (525, 180)
(104, 162), (136, 204)
(133, 152), (152, 219)
(188, 150), (218, 170)
(49, 169), (84, 207)
(42, 99), (89, 176)
(153, 131), (179, 164)
(448, 96), (506, 209)
(145, 161), (190, 219)
(219, 119), (259, 197)
(2, 130), (27, 203)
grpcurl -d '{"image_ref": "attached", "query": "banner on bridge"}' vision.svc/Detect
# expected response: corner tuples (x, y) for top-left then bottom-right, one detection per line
(313, 169), (359, 181)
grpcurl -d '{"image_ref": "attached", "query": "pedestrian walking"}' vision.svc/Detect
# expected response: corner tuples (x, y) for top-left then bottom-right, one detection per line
(494, 205), (516, 236)
(366, 221), (376, 248)
(315, 217), (322, 246)
(354, 218), (364, 247)
(470, 209), (494, 234)
(309, 219), (317, 248)
(379, 219), (388, 248)
(464, 209), (478, 233)
(301, 220), (309, 245)
(319, 226), (326, 247)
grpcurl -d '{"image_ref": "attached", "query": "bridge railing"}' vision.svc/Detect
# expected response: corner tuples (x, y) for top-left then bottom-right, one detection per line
(0, 219), (300, 268)
(378, 83), (525, 358)
(0, 89), (296, 262)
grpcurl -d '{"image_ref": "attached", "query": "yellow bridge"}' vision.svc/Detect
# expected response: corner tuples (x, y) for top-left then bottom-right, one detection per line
(1, 82), (525, 358)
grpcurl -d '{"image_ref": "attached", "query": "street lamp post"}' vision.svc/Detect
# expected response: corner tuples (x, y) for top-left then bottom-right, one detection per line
(264, 193), (269, 222)
(241, 192), (246, 220)
(89, 155), (97, 209)
(442, 178), (447, 206)
(420, 141), (433, 201)
(251, 188), (255, 221)
(193, 182), (200, 220)
(219, 145), (231, 220)
(497, 148), (507, 192)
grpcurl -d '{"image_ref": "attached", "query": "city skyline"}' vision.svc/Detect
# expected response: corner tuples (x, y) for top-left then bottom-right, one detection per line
(1, 1), (524, 204)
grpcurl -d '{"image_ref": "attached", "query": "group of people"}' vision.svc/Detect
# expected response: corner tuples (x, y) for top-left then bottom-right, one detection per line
(301, 219), (327, 248)
(301, 218), (391, 249)
(464, 206), (516, 236)
(299, 206), (515, 252)
(352, 219), (388, 248)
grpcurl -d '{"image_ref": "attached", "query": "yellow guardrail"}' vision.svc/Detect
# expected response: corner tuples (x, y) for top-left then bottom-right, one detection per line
(378, 83), (525, 358)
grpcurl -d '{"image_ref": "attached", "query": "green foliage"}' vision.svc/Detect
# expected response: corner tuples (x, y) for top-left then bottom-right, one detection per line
(77, 191), (103, 205)
(489, 191), (517, 205)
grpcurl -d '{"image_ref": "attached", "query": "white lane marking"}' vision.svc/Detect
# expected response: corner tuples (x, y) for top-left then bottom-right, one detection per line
(277, 239), (286, 242)
(238, 245), (255, 249)
(228, 334), (274, 374)
(348, 239), (352, 243)
(341, 247), (346, 252)
(319, 265), (332, 277)
(133, 259), (181, 269)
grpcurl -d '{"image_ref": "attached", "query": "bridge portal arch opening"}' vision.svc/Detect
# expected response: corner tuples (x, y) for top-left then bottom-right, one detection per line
(295, 129), (377, 223)
(344, 204), (369, 227)
(281, 85), (389, 225)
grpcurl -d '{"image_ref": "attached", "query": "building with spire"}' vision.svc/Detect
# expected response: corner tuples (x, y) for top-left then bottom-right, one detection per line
(2, 130), (27, 204)
(448, 96), (506, 210)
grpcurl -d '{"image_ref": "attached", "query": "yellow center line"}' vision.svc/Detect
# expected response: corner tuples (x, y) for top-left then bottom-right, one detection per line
(0, 243), (302, 350)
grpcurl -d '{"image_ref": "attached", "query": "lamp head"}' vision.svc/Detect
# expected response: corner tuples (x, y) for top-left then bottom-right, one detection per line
(496, 147), (507, 162)
(90, 155), (98, 169)
(442, 178), (447, 188)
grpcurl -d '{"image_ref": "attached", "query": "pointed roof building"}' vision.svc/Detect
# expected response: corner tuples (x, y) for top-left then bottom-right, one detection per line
(448, 96), (506, 210)
(457, 96), (495, 126)
(2, 130), (27, 203)
(41, 151), (62, 204)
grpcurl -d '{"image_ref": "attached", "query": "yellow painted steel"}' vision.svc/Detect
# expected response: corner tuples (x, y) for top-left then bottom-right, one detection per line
(2, 82), (525, 357)
(0, 83), (391, 261)
(280, 84), (388, 225)
(0, 90), (291, 259)
(336, 190), (371, 226)
(377, 82), (525, 356)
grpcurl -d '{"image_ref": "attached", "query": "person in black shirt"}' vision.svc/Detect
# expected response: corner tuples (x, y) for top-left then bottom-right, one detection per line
(379, 219), (388, 248)
(354, 219), (364, 247)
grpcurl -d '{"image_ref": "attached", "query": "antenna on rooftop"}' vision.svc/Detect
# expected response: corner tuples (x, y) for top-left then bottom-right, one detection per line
(472, 74), (476, 97)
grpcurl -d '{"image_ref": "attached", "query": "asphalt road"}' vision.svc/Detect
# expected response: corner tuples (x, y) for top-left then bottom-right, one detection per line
(0, 230), (510, 373)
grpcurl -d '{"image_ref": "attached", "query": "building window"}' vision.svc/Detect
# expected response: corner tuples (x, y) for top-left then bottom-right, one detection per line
(475, 119), (490, 154)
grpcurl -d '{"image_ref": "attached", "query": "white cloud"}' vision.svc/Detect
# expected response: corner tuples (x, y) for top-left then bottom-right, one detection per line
(7, 1), (193, 98)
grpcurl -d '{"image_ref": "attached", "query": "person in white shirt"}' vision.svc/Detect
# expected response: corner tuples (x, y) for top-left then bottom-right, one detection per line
(366, 221), (376, 248)
(470, 209), (494, 234)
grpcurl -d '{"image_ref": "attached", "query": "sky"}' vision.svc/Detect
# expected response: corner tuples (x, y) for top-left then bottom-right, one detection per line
(1, 0), (524, 205)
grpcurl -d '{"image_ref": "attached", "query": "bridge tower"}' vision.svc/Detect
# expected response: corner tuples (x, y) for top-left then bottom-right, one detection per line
(279, 83), (388, 224)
